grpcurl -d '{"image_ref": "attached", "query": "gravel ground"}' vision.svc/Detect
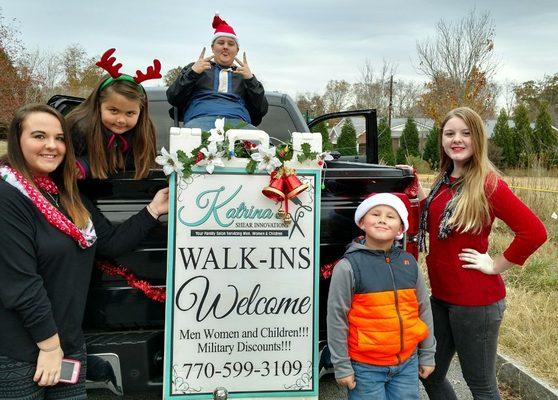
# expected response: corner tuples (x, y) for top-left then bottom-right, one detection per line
(88, 356), (520, 399)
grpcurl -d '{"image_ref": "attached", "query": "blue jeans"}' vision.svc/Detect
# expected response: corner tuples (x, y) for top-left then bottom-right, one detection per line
(349, 352), (419, 400)
(420, 297), (506, 400)
(184, 116), (256, 132)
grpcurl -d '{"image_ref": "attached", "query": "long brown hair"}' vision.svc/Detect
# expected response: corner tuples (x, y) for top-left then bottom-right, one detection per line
(1, 104), (90, 228)
(437, 107), (499, 234)
(66, 77), (156, 179)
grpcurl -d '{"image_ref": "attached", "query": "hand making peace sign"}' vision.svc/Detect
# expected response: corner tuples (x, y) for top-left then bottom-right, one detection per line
(233, 52), (254, 80)
(192, 47), (214, 74)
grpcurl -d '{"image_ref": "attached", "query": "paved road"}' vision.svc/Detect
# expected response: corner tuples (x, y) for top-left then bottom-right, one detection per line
(89, 356), (474, 399)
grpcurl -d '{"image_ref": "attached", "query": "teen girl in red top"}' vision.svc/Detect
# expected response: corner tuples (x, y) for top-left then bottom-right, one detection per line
(413, 107), (547, 399)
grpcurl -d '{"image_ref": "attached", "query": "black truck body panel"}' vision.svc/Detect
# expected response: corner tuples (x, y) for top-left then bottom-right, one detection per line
(49, 88), (415, 393)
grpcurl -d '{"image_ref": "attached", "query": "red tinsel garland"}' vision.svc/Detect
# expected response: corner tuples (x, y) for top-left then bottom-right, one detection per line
(95, 260), (166, 302)
(97, 257), (337, 297)
(320, 261), (337, 280)
(96, 258), (336, 297)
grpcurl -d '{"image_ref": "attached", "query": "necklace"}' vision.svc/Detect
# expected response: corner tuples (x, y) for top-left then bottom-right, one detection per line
(43, 191), (60, 208)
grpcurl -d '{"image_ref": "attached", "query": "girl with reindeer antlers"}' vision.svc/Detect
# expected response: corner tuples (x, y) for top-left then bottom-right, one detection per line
(67, 48), (162, 180)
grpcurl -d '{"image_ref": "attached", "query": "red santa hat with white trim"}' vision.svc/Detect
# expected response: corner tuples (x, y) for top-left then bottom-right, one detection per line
(354, 192), (409, 240)
(212, 13), (238, 45)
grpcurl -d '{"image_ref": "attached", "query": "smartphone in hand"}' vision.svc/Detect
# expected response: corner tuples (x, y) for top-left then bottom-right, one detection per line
(59, 358), (81, 384)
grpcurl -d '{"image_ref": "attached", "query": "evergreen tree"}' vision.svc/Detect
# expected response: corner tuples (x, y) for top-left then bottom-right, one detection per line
(336, 118), (358, 156)
(492, 108), (513, 168)
(422, 124), (439, 169)
(378, 117), (395, 165)
(512, 104), (533, 167)
(396, 118), (420, 164)
(534, 102), (557, 166)
(311, 121), (332, 151)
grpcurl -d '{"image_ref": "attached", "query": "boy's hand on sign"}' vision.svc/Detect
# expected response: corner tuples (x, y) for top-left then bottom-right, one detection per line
(419, 365), (435, 379)
(233, 52), (253, 80)
(192, 47), (214, 74)
(336, 374), (356, 389)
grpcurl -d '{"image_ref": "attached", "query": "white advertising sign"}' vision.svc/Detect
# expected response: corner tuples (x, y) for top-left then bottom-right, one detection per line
(163, 167), (320, 399)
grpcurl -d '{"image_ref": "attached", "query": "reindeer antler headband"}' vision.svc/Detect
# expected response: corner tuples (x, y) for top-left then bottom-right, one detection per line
(96, 48), (162, 91)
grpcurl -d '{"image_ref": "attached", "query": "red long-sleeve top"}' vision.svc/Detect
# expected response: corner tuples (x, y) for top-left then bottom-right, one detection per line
(424, 176), (547, 306)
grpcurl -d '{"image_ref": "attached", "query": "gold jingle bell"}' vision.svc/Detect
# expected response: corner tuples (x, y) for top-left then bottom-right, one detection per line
(276, 208), (286, 220)
(283, 213), (292, 225)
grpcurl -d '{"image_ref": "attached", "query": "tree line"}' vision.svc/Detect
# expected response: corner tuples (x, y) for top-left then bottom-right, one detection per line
(0, 10), (109, 132)
(320, 100), (557, 171)
(296, 10), (558, 170)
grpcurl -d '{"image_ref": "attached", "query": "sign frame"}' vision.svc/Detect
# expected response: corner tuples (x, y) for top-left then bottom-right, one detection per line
(163, 167), (321, 399)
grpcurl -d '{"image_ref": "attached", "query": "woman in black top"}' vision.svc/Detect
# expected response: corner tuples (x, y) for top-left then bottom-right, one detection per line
(0, 104), (168, 399)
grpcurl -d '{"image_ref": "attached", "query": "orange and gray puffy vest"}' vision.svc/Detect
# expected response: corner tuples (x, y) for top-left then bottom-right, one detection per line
(344, 247), (429, 366)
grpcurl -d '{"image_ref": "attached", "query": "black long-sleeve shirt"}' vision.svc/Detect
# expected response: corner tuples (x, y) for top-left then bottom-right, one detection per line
(0, 180), (159, 362)
(71, 122), (137, 179)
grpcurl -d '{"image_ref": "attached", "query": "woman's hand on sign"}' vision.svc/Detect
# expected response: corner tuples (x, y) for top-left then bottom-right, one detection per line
(192, 48), (214, 74)
(233, 52), (253, 80)
(147, 187), (169, 219)
(336, 374), (356, 389)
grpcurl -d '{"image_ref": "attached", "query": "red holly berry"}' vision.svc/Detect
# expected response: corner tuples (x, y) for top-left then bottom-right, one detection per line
(279, 151), (286, 157)
(196, 152), (204, 163)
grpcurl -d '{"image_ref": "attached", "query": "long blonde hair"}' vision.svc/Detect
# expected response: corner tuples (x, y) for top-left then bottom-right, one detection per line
(437, 107), (499, 234)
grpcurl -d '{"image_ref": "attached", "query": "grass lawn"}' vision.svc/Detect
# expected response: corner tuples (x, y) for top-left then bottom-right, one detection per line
(491, 176), (558, 387)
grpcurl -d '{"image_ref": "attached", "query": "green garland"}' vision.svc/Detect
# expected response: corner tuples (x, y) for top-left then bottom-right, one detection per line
(172, 123), (326, 179)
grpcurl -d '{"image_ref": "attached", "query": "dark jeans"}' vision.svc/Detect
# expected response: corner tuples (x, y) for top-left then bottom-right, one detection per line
(420, 296), (506, 400)
(0, 347), (87, 400)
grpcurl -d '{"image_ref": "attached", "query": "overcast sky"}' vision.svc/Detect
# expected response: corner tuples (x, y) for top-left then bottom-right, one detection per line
(3, 0), (557, 101)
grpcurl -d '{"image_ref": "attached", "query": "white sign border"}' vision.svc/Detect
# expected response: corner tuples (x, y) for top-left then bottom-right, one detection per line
(163, 167), (321, 399)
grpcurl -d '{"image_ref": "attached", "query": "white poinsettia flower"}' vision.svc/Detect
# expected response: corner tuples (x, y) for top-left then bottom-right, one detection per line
(155, 147), (184, 177)
(251, 144), (282, 174)
(319, 151), (334, 161)
(199, 141), (225, 174)
(208, 118), (225, 143)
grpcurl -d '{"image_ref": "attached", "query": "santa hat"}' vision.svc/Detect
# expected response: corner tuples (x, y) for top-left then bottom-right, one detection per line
(354, 193), (409, 240)
(212, 13), (238, 44)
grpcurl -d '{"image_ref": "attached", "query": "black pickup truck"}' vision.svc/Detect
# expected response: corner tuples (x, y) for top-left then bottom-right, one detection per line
(48, 88), (417, 395)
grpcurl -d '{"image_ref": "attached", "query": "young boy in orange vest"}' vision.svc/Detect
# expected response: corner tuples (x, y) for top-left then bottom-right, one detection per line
(327, 193), (435, 399)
